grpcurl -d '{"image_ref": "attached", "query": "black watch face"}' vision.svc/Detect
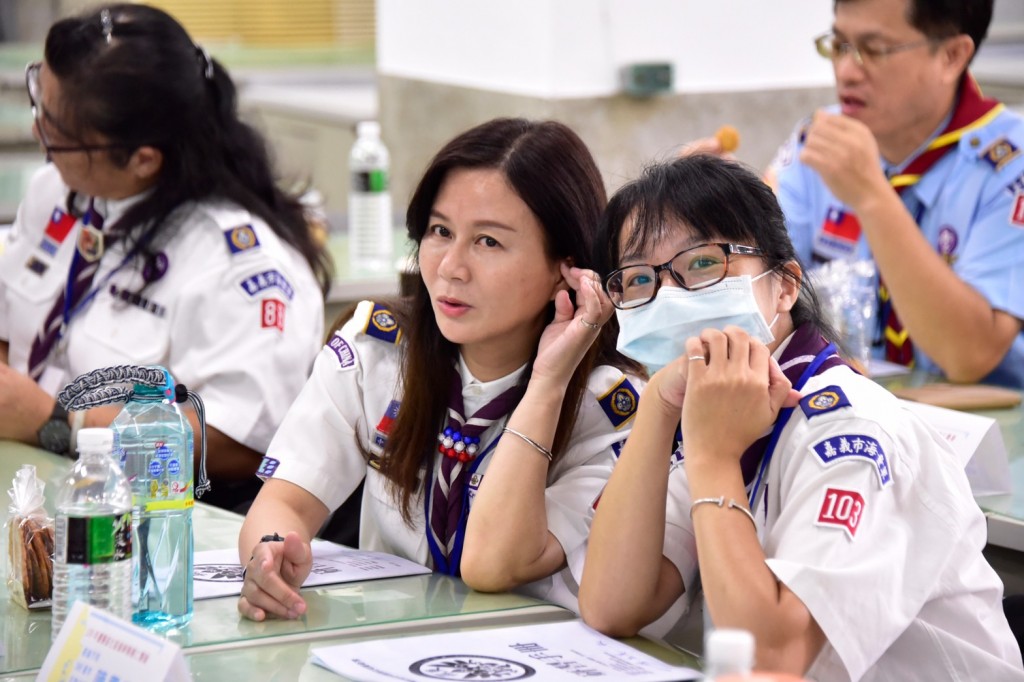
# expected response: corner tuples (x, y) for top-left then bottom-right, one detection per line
(39, 419), (71, 454)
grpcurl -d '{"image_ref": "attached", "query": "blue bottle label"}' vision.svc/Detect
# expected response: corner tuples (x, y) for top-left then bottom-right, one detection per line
(148, 460), (163, 477)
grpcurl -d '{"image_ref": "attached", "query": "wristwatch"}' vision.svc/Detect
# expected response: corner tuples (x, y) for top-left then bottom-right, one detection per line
(37, 402), (72, 455)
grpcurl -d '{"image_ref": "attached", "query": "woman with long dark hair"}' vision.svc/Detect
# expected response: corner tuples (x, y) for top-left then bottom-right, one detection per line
(0, 4), (331, 509)
(579, 155), (1022, 679)
(238, 118), (643, 620)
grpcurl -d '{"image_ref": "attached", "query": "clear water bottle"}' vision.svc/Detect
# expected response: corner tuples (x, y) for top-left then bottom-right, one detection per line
(348, 120), (393, 274)
(112, 382), (194, 630)
(704, 628), (755, 680)
(52, 428), (132, 639)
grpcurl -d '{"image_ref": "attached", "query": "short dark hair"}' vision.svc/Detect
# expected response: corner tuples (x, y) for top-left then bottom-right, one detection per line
(45, 3), (331, 294)
(595, 154), (839, 342)
(836, 0), (994, 52)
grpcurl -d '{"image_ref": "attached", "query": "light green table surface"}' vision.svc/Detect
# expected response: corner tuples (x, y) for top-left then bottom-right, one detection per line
(0, 442), (571, 677)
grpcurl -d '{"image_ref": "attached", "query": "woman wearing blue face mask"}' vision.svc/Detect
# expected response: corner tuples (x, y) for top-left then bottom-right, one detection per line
(579, 156), (1023, 680)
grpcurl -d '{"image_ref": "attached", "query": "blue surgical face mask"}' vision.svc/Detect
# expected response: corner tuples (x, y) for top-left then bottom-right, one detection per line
(615, 272), (778, 372)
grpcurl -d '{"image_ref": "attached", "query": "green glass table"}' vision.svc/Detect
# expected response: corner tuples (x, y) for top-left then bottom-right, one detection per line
(0, 442), (568, 677)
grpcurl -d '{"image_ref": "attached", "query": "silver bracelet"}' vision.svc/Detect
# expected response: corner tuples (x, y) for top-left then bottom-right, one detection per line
(501, 426), (553, 462)
(690, 496), (757, 529)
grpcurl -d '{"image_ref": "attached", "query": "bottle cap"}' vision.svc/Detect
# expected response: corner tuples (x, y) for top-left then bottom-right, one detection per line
(76, 427), (114, 453)
(705, 628), (755, 673)
(357, 121), (381, 138)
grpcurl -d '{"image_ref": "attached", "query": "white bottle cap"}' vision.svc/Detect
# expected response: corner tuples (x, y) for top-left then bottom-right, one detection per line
(705, 628), (755, 674)
(76, 427), (114, 453)
(356, 121), (381, 138)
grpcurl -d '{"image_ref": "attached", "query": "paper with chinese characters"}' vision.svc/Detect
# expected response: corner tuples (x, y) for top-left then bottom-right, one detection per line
(37, 601), (189, 682)
(310, 620), (701, 681)
(193, 540), (431, 600)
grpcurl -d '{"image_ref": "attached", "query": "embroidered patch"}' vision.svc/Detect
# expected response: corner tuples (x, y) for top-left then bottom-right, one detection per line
(109, 284), (167, 318)
(142, 252), (169, 283)
(224, 224), (261, 254)
(261, 298), (285, 332)
(363, 303), (401, 344)
(799, 385), (851, 419)
(26, 256), (48, 276)
(816, 487), (865, 540)
(39, 237), (59, 257)
(597, 376), (639, 429)
(936, 225), (959, 259)
(373, 400), (401, 447)
(467, 472), (484, 506)
(812, 434), (892, 488)
(1011, 194), (1024, 226)
(982, 138), (1020, 171)
(327, 335), (357, 369)
(256, 457), (280, 479)
(45, 207), (76, 243)
(239, 269), (294, 300)
(610, 440), (625, 459)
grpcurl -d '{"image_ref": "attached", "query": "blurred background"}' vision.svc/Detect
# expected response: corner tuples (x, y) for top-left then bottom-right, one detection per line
(0, 0), (1022, 234)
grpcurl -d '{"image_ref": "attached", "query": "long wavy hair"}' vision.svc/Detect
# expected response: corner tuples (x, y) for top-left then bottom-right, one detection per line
(382, 118), (642, 521)
(43, 3), (332, 294)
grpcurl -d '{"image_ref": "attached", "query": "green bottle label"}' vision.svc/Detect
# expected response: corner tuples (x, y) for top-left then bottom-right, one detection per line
(61, 512), (132, 564)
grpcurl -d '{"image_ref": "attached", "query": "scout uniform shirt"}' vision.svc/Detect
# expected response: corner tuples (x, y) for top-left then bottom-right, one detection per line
(661, 328), (1024, 681)
(772, 98), (1024, 387)
(0, 164), (324, 453)
(260, 299), (643, 612)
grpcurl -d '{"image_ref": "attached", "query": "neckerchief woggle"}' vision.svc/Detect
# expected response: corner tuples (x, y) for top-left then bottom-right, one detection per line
(424, 434), (502, 576)
(746, 325), (846, 517)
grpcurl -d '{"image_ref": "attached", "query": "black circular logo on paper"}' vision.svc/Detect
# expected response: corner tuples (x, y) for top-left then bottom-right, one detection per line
(193, 564), (245, 582)
(410, 655), (535, 680)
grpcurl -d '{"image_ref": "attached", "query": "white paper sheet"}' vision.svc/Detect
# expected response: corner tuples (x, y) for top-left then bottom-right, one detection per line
(310, 620), (701, 681)
(193, 540), (431, 600)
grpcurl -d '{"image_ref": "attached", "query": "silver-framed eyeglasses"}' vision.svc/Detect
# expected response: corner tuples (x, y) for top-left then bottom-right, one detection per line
(25, 61), (128, 156)
(813, 32), (936, 68)
(603, 242), (764, 310)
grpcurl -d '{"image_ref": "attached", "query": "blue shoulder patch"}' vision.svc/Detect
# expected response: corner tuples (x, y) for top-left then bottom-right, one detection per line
(256, 456), (279, 479)
(223, 224), (261, 254)
(812, 434), (892, 488)
(981, 138), (1020, 171)
(363, 303), (402, 344)
(800, 385), (851, 419)
(598, 376), (639, 429)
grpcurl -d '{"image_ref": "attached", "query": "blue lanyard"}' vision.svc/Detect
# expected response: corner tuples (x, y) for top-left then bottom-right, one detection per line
(424, 433), (503, 576)
(747, 343), (838, 511)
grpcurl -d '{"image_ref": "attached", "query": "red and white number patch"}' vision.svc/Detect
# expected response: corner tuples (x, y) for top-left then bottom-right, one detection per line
(261, 298), (285, 332)
(815, 487), (864, 540)
(1011, 193), (1024, 226)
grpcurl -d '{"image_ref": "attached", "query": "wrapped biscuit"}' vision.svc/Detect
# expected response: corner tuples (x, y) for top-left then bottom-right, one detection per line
(6, 464), (54, 609)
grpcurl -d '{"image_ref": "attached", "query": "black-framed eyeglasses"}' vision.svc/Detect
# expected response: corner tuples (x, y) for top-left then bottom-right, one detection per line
(813, 32), (937, 68)
(603, 242), (764, 310)
(25, 61), (129, 157)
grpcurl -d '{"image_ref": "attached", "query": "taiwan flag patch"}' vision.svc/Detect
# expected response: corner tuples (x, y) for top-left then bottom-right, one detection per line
(813, 206), (861, 259)
(41, 207), (76, 255)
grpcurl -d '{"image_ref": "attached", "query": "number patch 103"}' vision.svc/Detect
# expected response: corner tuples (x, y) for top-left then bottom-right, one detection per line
(816, 487), (864, 540)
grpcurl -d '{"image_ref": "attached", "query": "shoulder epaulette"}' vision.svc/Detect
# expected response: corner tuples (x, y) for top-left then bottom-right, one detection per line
(799, 385), (851, 420)
(980, 137), (1020, 171)
(362, 302), (402, 344)
(597, 376), (639, 429)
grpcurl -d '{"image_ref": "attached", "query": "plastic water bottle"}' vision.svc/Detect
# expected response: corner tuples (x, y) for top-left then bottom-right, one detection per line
(348, 120), (393, 274)
(704, 628), (755, 680)
(52, 428), (132, 639)
(111, 383), (194, 630)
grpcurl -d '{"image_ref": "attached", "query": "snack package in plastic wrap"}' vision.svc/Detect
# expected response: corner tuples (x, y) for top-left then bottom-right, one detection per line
(6, 464), (54, 609)
(810, 259), (877, 369)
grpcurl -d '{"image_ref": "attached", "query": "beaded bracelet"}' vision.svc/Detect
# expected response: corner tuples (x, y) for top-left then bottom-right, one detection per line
(502, 427), (554, 462)
(690, 496), (757, 529)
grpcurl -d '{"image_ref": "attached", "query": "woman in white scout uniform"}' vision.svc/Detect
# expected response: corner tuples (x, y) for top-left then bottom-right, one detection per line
(238, 118), (645, 620)
(0, 4), (330, 510)
(579, 156), (1024, 680)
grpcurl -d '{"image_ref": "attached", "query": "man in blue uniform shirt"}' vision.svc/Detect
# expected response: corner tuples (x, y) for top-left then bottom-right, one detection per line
(769, 0), (1024, 387)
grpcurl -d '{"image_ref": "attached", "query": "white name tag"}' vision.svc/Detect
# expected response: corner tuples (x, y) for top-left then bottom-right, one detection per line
(39, 602), (189, 682)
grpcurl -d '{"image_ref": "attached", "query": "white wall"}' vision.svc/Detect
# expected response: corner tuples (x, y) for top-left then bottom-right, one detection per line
(378, 0), (835, 98)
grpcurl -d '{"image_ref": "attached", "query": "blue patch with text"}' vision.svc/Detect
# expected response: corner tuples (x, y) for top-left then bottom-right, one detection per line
(327, 335), (357, 369)
(812, 435), (892, 488)
(239, 269), (294, 300)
